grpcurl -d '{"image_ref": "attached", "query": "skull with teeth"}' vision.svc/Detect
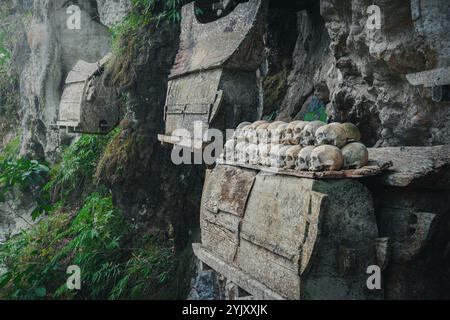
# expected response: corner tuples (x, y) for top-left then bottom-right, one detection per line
(223, 139), (236, 162)
(315, 123), (348, 148)
(309, 145), (344, 171)
(341, 123), (361, 142)
(283, 121), (305, 145)
(267, 121), (287, 144)
(258, 143), (271, 166)
(284, 145), (303, 169)
(295, 146), (315, 171)
(269, 144), (290, 168)
(256, 123), (271, 145)
(234, 122), (251, 142)
(341, 142), (368, 169)
(246, 143), (259, 165)
(301, 121), (326, 146)
(235, 142), (248, 163)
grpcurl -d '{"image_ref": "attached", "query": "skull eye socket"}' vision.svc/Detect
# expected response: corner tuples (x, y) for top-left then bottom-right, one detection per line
(300, 158), (305, 164)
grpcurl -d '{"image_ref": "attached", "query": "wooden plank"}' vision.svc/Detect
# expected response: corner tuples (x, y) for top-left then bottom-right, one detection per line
(216, 159), (392, 179)
(406, 67), (450, 87)
(192, 243), (286, 300)
(234, 239), (301, 300)
(203, 165), (256, 217)
(157, 134), (204, 150)
(369, 145), (450, 188)
(169, 0), (264, 78)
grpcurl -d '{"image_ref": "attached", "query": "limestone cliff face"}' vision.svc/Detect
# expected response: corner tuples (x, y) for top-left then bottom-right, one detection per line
(270, 0), (450, 147)
(2, 0), (450, 299)
(19, 0), (124, 161)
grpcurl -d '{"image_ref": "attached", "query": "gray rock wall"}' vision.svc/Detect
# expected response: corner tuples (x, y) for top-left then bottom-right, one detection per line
(19, 0), (128, 161)
(269, 0), (450, 147)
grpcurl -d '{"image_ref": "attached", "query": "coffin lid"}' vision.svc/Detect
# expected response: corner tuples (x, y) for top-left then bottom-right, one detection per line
(169, 0), (264, 79)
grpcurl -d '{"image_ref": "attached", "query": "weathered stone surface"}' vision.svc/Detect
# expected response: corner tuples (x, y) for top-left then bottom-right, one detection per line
(366, 185), (450, 299)
(96, 0), (131, 27)
(269, 0), (450, 147)
(20, 0), (112, 160)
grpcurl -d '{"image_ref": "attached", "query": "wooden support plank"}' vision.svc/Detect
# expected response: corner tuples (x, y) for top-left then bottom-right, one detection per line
(216, 159), (392, 179)
(192, 243), (286, 300)
(369, 145), (450, 188)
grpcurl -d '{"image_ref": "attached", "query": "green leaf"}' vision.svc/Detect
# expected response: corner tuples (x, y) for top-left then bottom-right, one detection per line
(0, 272), (12, 289)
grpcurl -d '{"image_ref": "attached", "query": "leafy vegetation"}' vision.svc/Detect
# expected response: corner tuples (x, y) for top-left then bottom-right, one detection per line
(110, 0), (186, 47)
(0, 128), (179, 300)
(45, 130), (119, 204)
(0, 2), (187, 301)
(0, 192), (174, 299)
(0, 137), (50, 220)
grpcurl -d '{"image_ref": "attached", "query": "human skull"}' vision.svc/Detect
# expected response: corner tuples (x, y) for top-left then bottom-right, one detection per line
(267, 121), (286, 144)
(295, 146), (315, 171)
(258, 143), (271, 166)
(341, 142), (368, 169)
(309, 145), (344, 171)
(250, 120), (268, 129)
(234, 122), (251, 142)
(256, 123), (271, 145)
(284, 145), (302, 169)
(246, 143), (259, 165)
(223, 139), (236, 162)
(283, 121), (305, 145)
(301, 121), (326, 146)
(246, 121), (267, 144)
(271, 123), (288, 145)
(292, 121), (308, 145)
(341, 123), (361, 142)
(235, 142), (247, 163)
(269, 144), (288, 168)
(315, 123), (348, 148)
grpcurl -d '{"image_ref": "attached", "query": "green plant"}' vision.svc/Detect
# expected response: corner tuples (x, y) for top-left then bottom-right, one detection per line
(0, 192), (175, 300)
(45, 130), (119, 203)
(0, 137), (50, 219)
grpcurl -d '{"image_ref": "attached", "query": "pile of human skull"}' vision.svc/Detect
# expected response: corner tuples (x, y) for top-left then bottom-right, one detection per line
(220, 120), (369, 172)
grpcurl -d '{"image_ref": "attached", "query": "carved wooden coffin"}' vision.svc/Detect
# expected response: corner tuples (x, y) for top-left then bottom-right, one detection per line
(170, 0), (265, 77)
(195, 164), (380, 300)
(159, 0), (265, 149)
(406, 1), (450, 101)
(57, 54), (120, 134)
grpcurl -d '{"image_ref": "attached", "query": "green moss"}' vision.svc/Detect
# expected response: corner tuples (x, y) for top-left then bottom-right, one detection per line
(95, 121), (140, 185)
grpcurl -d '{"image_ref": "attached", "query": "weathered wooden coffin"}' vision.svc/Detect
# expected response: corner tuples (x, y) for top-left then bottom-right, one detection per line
(406, 0), (450, 101)
(57, 54), (120, 134)
(194, 164), (381, 300)
(158, 0), (265, 149)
